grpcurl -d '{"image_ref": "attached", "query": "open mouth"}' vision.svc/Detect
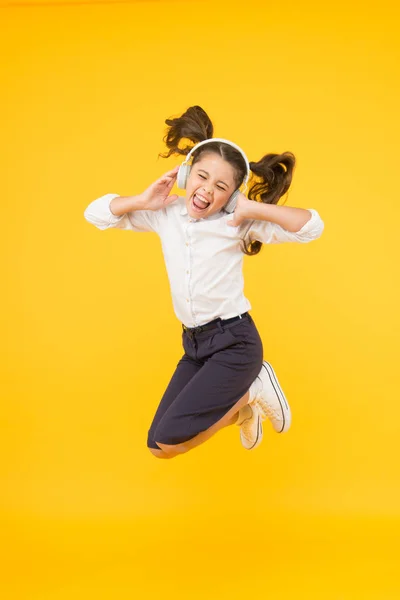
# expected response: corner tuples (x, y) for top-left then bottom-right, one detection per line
(191, 193), (211, 213)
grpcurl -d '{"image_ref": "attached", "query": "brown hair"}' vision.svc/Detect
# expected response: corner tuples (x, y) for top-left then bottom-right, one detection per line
(159, 105), (296, 256)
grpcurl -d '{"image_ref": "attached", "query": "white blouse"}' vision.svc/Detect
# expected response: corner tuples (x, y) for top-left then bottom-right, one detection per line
(84, 194), (324, 327)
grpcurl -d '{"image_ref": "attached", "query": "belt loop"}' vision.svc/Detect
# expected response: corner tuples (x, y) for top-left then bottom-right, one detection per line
(217, 320), (224, 333)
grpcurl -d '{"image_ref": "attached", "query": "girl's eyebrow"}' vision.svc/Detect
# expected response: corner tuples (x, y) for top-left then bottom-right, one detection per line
(197, 169), (228, 187)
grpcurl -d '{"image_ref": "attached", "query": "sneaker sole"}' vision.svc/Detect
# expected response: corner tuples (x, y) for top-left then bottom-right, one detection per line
(262, 361), (291, 433)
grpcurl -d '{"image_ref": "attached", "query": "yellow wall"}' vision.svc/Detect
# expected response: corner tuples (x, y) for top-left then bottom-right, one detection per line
(2, 0), (399, 598)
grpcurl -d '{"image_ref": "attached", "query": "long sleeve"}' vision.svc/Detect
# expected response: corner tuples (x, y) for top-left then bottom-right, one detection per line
(242, 208), (324, 244)
(83, 193), (159, 233)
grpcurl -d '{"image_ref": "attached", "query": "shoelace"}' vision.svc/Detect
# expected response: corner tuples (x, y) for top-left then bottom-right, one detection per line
(253, 395), (283, 423)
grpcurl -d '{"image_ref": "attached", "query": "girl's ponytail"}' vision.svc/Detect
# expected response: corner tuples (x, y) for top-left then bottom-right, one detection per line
(243, 152), (296, 256)
(159, 106), (214, 159)
(248, 152), (295, 205)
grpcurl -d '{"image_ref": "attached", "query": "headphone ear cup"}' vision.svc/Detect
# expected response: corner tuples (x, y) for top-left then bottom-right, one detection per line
(177, 164), (191, 189)
(224, 189), (239, 213)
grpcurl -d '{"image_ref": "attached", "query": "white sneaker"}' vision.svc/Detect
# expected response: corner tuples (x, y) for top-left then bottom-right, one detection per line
(236, 404), (263, 450)
(250, 361), (291, 433)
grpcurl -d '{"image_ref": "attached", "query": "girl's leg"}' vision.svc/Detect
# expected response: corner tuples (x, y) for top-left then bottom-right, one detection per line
(147, 353), (203, 453)
(156, 391), (250, 456)
(149, 448), (178, 459)
(152, 315), (263, 458)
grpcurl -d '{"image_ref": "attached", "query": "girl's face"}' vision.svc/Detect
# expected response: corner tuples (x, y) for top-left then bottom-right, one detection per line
(185, 152), (238, 219)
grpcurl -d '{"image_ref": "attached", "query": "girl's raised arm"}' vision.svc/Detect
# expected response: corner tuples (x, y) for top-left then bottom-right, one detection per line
(228, 192), (324, 244)
(243, 207), (324, 245)
(83, 166), (180, 232)
(83, 193), (156, 232)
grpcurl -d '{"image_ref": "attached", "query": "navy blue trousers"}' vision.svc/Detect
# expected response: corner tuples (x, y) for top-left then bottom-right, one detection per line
(147, 313), (263, 449)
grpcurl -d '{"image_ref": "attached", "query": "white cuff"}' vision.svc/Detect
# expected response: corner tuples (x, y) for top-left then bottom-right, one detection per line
(297, 209), (324, 238)
(105, 194), (124, 223)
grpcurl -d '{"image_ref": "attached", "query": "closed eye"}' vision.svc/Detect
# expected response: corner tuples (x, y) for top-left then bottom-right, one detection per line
(198, 174), (225, 191)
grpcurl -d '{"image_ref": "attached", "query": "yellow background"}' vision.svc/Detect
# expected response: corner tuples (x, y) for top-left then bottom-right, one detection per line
(2, 0), (400, 598)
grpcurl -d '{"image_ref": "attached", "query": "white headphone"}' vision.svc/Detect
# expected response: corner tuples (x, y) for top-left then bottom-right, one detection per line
(176, 138), (251, 213)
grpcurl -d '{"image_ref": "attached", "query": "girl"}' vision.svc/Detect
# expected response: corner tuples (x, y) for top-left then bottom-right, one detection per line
(84, 105), (324, 459)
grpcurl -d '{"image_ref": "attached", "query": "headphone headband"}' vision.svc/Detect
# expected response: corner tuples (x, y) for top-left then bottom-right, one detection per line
(183, 138), (251, 189)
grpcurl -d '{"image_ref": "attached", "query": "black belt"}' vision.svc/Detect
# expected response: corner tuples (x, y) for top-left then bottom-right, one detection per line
(182, 312), (249, 336)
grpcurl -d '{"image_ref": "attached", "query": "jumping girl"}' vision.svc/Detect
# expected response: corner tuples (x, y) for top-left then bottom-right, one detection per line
(84, 105), (324, 459)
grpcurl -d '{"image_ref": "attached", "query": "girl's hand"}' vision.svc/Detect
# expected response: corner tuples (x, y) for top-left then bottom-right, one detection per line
(226, 192), (253, 227)
(140, 165), (180, 211)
